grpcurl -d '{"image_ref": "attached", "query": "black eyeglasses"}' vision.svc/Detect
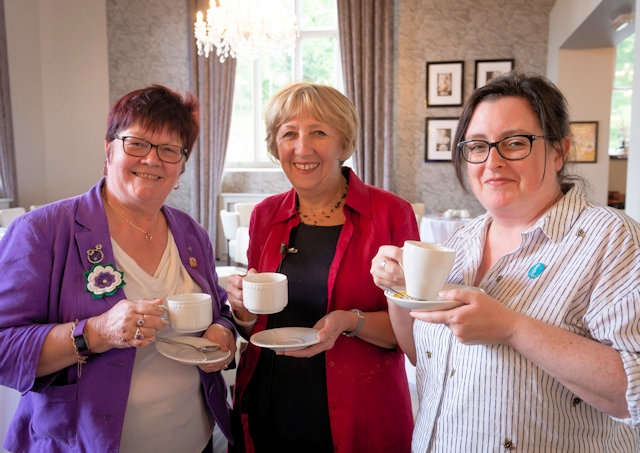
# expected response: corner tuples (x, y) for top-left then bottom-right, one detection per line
(458, 134), (552, 164)
(115, 136), (187, 164)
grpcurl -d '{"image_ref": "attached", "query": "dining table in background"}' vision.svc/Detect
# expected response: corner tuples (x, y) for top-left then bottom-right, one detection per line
(420, 212), (472, 244)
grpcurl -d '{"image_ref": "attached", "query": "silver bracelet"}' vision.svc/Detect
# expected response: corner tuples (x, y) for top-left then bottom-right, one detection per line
(231, 310), (258, 327)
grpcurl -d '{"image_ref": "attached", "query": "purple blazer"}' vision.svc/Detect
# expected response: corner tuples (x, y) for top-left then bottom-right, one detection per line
(0, 181), (235, 451)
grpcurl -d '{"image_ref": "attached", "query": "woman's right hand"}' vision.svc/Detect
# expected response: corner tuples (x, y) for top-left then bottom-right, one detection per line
(86, 298), (167, 353)
(370, 245), (405, 290)
(226, 268), (258, 326)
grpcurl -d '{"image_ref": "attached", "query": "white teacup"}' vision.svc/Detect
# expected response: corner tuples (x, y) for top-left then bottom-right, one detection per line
(166, 292), (212, 333)
(243, 272), (288, 314)
(403, 240), (456, 300)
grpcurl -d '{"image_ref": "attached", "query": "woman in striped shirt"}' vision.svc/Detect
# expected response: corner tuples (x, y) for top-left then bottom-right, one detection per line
(372, 72), (640, 452)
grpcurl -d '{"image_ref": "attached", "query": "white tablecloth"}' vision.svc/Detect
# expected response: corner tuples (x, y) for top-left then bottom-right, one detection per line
(1, 386), (20, 451)
(420, 215), (471, 244)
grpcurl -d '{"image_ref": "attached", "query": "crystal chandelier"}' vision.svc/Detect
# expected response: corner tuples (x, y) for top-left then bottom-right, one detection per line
(194, 0), (299, 62)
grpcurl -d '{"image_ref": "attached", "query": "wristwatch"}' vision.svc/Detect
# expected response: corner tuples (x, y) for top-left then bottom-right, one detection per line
(72, 318), (92, 356)
(343, 309), (365, 337)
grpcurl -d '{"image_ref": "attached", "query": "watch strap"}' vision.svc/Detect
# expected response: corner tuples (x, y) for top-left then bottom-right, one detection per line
(72, 318), (92, 356)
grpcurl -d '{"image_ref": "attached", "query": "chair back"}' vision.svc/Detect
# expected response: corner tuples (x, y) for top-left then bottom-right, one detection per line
(0, 207), (26, 228)
(410, 202), (425, 218)
(234, 202), (257, 227)
(234, 227), (250, 266)
(410, 202), (425, 227)
(219, 210), (240, 240)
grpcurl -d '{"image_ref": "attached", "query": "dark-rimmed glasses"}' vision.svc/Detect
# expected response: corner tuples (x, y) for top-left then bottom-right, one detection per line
(458, 135), (552, 164)
(115, 136), (187, 164)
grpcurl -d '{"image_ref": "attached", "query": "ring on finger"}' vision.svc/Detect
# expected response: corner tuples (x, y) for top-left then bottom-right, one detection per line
(134, 328), (144, 341)
(136, 315), (145, 327)
(379, 259), (388, 270)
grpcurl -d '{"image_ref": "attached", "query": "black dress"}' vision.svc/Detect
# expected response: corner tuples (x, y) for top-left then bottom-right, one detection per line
(246, 223), (342, 453)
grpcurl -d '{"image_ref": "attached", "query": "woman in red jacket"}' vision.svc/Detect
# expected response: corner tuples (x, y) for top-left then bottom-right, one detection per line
(226, 82), (417, 453)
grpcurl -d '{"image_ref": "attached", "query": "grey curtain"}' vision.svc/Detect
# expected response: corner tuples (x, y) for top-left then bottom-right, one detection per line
(189, 0), (236, 246)
(0, 0), (17, 203)
(337, 0), (395, 190)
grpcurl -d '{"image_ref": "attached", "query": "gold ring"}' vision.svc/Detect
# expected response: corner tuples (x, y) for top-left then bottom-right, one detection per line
(136, 315), (145, 327)
(134, 328), (144, 341)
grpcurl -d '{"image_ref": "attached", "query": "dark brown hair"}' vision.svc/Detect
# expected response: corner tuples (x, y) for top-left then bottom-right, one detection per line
(105, 85), (200, 160)
(452, 72), (571, 189)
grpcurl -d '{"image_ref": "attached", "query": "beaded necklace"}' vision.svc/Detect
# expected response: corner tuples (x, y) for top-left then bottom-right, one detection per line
(297, 183), (348, 226)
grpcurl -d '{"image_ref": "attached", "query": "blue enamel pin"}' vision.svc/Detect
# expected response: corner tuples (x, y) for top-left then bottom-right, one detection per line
(528, 263), (546, 279)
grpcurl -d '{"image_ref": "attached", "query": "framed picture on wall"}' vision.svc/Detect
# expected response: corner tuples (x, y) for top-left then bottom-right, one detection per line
(425, 117), (459, 162)
(474, 59), (515, 88)
(426, 61), (464, 107)
(569, 121), (598, 163)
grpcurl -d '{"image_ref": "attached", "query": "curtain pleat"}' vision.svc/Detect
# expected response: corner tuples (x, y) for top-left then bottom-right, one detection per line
(337, 0), (395, 190)
(0, 0), (18, 204)
(189, 0), (236, 249)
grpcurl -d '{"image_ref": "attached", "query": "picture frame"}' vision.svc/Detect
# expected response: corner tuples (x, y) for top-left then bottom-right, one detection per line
(426, 61), (464, 107)
(474, 59), (515, 88)
(425, 117), (459, 162)
(569, 121), (598, 163)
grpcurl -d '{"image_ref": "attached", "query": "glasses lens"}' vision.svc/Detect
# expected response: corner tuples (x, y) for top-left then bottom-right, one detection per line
(497, 136), (532, 160)
(121, 137), (184, 163)
(157, 145), (185, 163)
(122, 137), (151, 157)
(461, 141), (489, 163)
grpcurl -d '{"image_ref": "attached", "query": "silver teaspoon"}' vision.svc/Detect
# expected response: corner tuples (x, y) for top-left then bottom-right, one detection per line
(383, 286), (418, 300)
(156, 336), (220, 353)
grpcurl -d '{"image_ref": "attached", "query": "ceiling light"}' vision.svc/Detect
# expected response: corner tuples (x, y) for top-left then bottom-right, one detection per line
(612, 12), (634, 32)
(194, 0), (299, 62)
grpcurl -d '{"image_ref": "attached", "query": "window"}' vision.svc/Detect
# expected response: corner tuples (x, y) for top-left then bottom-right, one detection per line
(225, 0), (342, 168)
(609, 33), (634, 158)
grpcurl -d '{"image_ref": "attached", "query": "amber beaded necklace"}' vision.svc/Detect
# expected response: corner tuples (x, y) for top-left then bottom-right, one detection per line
(297, 184), (348, 226)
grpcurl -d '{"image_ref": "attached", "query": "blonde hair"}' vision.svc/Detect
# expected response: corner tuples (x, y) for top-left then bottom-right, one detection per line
(264, 82), (359, 162)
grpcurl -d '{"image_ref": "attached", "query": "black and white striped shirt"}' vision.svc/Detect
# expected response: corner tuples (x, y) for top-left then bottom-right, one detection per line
(412, 186), (640, 452)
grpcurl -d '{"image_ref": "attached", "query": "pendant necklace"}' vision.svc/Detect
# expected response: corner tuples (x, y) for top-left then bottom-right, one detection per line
(103, 192), (160, 242)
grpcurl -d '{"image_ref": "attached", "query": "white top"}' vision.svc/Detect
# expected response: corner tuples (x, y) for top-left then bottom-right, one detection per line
(115, 232), (212, 453)
(412, 186), (640, 452)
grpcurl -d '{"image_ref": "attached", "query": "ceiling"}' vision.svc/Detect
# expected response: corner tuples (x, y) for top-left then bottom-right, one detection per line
(562, 0), (635, 49)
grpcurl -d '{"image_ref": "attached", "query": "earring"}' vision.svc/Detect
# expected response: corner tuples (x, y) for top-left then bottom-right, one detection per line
(174, 181), (180, 190)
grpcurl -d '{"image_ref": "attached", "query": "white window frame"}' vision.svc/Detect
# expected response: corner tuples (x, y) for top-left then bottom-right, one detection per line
(225, 0), (342, 169)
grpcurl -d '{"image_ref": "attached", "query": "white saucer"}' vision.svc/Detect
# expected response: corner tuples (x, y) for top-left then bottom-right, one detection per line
(250, 327), (320, 352)
(385, 284), (482, 311)
(155, 335), (231, 365)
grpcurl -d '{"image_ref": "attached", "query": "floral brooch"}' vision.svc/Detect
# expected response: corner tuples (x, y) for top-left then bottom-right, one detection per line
(84, 263), (125, 299)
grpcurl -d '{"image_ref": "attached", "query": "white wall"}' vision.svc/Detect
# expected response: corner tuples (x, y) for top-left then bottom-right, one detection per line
(549, 0), (640, 221)
(557, 48), (614, 205)
(547, 0), (600, 80)
(4, 0), (109, 209)
(626, 0), (640, 220)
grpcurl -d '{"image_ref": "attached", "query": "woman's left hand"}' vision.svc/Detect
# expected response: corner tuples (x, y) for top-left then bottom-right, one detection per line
(410, 287), (518, 345)
(197, 323), (237, 373)
(280, 310), (354, 358)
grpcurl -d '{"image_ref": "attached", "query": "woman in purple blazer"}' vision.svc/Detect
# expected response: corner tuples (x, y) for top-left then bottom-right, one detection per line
(0, 85), (236, 452)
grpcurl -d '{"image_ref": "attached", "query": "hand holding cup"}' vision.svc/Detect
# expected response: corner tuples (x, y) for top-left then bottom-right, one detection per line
(242, 272), (288, 314)
(403, 240), (456, 300)
(165, 293), (213, 333)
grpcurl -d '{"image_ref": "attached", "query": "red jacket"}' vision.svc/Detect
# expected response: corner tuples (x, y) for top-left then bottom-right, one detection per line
(232, 169), (418, 453)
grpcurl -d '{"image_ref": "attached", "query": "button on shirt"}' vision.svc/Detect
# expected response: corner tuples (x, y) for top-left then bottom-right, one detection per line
(412, 186), (640, 452)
